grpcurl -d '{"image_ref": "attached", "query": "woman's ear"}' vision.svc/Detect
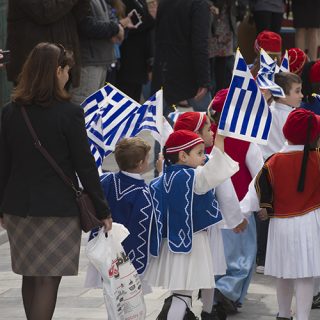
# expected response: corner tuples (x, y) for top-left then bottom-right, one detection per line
(56, 66), (62, 78)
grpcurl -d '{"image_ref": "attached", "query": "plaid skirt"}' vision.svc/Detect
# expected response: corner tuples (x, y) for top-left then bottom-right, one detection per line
(3, 214), (81, 276)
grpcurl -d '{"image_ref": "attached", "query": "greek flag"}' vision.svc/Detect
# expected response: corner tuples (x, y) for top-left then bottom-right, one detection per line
(168, 110), (183, 124)
(218, 50), (272, 145)
(279, 50), (290, 72)
(81, 84), (163, 169)
(257, 48), (285, 98)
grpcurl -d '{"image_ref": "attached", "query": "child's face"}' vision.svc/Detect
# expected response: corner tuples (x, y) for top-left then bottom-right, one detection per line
(179, 143), (206, 168)
(280, 82), (303, 108)
(198, 119), (214, 148)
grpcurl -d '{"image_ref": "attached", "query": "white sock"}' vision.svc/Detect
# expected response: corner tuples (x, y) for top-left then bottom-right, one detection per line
(295, 277), (314, 320)
(276, 278), (294, 318)
(167, 290), (192, 320)
(201, 288), (214, 313)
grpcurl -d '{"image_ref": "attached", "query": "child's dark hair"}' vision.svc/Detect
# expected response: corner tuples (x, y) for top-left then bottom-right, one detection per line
(115, 137), (151, 171)
(301, 61), (320, 100)
(163, 146), (192, 166)
(274, 72), (302, 97)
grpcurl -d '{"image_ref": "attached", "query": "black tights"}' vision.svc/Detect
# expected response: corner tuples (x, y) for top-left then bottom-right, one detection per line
(22, 275), (62, 320)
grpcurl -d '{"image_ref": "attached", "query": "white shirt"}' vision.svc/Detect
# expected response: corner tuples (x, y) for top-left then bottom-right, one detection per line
(194, 146), (239, 194)
(259, 102), (294, 160)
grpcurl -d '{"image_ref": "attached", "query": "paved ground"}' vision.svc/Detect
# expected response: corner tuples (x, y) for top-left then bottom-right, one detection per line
(1, 231), (320, 319)
(1, 131), (320, 319)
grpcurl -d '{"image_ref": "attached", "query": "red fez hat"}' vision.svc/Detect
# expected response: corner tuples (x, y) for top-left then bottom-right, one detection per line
(174, 112), (207, 132)
(165, 130), (204, 154)
(254, 31), (282, 54)
(288, 48), (307, 75)
(209, 88), (229, 113)
(309, 60), (320, 83)
(283, 108), (320, 145)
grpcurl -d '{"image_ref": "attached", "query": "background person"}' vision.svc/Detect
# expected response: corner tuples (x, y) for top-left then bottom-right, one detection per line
(6, 0), (90, 87)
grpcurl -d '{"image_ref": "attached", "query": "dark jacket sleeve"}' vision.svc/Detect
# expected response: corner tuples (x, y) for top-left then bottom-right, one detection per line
(79, 16), (119, 39)
(191, 0), (211, 88)
(0, 106), (11, 217)
(254, 163), (274, 216)
(63, 105), (111, 220)
(18, 0), (81, 25)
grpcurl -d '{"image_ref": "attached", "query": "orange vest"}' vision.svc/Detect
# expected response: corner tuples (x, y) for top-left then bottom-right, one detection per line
(266, 150), (320, 218)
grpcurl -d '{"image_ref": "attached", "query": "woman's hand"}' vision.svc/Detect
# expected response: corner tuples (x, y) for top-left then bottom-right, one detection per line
(111, 24), (125, 44)
(120, 16), (136, 29)
(101, 217), (113, 231)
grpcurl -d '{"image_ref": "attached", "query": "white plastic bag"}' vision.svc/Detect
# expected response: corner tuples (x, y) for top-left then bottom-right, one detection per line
(86, 223), (146, 320)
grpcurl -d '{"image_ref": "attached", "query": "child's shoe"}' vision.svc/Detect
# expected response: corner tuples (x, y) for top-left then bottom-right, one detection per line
(312, 292), (320, 309)
(256, 265), (265, 274)
(276, 315), (293, 320)
(215, 303), (227, 320)
(215, 289), (237, 314)
(156, 294), (198, 320)
(201, 305), (225, 320)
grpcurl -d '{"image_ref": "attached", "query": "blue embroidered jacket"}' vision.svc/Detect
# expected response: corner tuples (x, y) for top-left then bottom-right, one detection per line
(90, 172), (153, 274)
(149, 164), (222, 255)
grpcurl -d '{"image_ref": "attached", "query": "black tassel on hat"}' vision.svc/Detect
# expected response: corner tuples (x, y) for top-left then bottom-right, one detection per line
(297, 115), (313, 192)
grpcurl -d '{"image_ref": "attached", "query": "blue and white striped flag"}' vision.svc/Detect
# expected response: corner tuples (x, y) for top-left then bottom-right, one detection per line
(257, 48), (285, 98)
(168, 110), (183, 124)
(81, 84), (141, 169)
(279, 50), (290, 72)
(218, 50), (272, 145)
(82, 84), (163, 169)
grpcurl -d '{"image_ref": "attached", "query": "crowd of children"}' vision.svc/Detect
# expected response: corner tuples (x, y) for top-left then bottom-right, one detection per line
(86, 30), (320, 320)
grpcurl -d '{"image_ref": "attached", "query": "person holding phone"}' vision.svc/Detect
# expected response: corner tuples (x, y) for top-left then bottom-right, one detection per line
(70, 0), (126, 105)
(116, 0), (155, 102)
(151, 0), (212, 113)
(6, 0), (90, 87)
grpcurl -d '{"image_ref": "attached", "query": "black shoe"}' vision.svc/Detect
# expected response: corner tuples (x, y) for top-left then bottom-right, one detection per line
(312, 292), (320, 309)
(215, 303), (227, 320)
(156, 295), (174, 320)
(201, 310), (219, 320)
(215, 289), (237, 314)
(156, 294), (198, 320)
(276, 316), (293, 320)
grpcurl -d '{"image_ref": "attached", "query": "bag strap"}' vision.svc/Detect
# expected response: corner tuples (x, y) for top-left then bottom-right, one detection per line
(21, 106), (80, 195)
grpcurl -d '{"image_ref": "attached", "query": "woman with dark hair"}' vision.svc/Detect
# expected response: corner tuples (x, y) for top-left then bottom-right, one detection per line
(0, 42), (112, 320)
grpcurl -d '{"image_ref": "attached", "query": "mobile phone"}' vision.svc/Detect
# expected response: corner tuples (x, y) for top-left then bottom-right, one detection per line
(0, 50), (10, 64)
(130, 9), (142, 28)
